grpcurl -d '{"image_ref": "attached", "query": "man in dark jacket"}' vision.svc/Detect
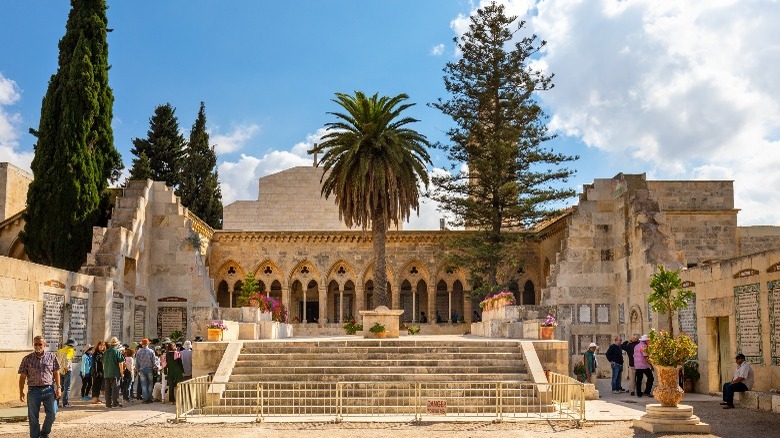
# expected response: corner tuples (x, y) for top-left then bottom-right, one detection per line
(621, 335), (640, 395)
(606, 336), (626, 393)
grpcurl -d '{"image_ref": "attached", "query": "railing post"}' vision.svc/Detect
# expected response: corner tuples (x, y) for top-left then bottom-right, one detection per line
(415, 382), (421, 422)
(336, 382), (342, 422)
(496, 382), (502, 421)
(256, 382), (263, 422)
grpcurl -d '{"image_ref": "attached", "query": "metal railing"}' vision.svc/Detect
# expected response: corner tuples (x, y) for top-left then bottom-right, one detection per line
(175, 372), (584, 425)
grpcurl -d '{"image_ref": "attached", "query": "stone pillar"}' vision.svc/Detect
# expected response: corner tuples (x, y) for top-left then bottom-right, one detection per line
(412, 290), (417, 323)
(318, 284), (327, 325)
(464, 291), (473, 322)
(228, 286), (233, 308)
(391, 283), (399, 310)
(282, 286), (290, 310)
(338, 284), (344, 323)
(448, 288), (453, 322)
(427, 285), (435, 324)
(302, 284), (307, 324)
(355, 284), (364, 323)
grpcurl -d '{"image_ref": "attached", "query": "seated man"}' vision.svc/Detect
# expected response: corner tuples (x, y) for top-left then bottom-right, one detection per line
(721, 353), (754, 409)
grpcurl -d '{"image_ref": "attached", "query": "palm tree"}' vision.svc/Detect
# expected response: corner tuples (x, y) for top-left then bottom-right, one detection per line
(309, 92), (431, 308)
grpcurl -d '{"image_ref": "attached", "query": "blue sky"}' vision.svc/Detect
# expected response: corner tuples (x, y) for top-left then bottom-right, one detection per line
(2, 1), (779, 228)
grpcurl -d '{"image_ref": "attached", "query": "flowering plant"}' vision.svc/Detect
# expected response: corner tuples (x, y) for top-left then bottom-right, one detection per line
(207, 321), (228, 331)
(343, 319), (363, 335)
(479, 291), (516, 309)
(645, 329), (697, 367)
(541, 315), (557, 327)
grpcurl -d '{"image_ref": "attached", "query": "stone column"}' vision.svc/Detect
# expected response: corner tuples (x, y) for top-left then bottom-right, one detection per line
(412, 289), (417, 323)
(448, 287), (453, 322)
(464, 291), (473, 322)
(338, 284), (344, 323)
(391, 283), (399, 309)
(302, 284), (307, 324)
(318, 284), (327, 325)
(282, 286), (290, 309)
(427, 285), (435, 324)
(228, 286), (233, 308)
(355, 284), (364, 323)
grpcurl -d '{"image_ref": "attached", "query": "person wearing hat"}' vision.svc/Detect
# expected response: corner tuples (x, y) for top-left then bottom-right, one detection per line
(584, 342), (599, 384)
(633, 334), (654, 397)
(80, 345), (94, 400)
(135, 338), (156, 403)
(102, 337), (125, 408)
(721, 353), (754, 409)
(55, 339), (76, 408)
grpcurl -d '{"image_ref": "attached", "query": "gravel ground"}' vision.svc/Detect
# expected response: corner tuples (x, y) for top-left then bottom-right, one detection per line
(2, 398), (780, 438)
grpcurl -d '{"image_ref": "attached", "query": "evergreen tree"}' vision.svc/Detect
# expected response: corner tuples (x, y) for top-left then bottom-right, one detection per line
(179, 102), (223, 229)
(21, 0), (122, 271)
(130, 103), (186, 188)
(431, 2), (577, 300)
(129, 151), (152, 181)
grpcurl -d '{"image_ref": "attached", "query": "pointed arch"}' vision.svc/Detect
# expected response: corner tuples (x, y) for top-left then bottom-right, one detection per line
(326, 260), (358, 288)
(213, 259), (246, 295)
(398, 259), (430, 287)
(253, 259), (284, 288)
(288, 259), (321, 287)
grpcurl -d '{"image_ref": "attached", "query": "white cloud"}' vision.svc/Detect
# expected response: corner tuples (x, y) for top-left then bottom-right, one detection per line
(211, 123), (261, 154)
(430, 44), (445, 56)
(450, 0), (780, 225)
(0, 73), (33, 171)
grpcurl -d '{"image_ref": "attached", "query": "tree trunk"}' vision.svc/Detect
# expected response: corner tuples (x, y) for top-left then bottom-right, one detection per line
(668, 308), (675, 337)
(372, 211), (389, 308)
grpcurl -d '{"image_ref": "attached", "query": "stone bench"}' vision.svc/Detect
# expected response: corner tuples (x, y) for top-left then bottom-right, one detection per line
(733, 390), (780, 413)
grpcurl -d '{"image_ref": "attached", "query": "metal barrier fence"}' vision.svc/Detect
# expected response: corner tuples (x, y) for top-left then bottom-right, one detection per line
(175, 372), (584, 424)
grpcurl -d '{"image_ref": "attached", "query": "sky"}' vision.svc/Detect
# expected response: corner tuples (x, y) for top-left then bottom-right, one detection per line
(1, 0), (779, 229)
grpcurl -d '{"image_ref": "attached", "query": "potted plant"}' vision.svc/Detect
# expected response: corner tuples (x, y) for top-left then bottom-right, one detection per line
(369, 322), (387, 339)
(573, 360), (586, 382)
(479, 291), (516, 312)
(236, 272), (261, 307)
(407, 325), (420, 335)
(682, 360), (700, 393)
(539, 315), (557, 340)
(343, 319), (363, 335)
(645, 329), (698, 406)
(206, 321), (228, 341)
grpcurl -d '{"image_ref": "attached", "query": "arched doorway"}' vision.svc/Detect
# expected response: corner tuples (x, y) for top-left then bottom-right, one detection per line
(522, 280), (535, 305)
(217, 280), (229, 307)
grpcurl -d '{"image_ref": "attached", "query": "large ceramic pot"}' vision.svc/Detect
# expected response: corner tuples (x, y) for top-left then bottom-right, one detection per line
(375, 331), (387, 339)
(653, 364), (685, 407)
(207, 328), (223, 341)
(539, 326), (555, 340)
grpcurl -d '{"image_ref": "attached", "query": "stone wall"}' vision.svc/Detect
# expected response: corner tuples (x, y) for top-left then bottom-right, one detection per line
(682, 249), (780, 393)
(0, 162), (32, 222)
(738, 226), (780, 257)
(647, 180), (738, 266)
(222, 166), (401, 231)
(0, 256), (112, 404)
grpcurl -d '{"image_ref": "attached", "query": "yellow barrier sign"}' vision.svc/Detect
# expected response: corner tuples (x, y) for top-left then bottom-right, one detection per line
(427, 399), (447, 415)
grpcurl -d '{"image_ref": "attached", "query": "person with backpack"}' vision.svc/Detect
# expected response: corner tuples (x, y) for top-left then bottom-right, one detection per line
(55, 339), (76, 408)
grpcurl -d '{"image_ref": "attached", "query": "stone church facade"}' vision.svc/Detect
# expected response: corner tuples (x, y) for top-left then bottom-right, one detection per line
(1, 161), (779, 401)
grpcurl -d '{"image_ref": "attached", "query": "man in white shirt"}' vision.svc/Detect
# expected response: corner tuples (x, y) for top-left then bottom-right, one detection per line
(721, 353), (754, 409)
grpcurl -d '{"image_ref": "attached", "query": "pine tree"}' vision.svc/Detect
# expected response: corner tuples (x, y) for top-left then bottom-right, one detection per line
(129, 151), (152, 181)
(21, 0), (122, 271)
(130, 103), (186, 188)
(179, 102), (223, 229)
(431, 2), (578, 300)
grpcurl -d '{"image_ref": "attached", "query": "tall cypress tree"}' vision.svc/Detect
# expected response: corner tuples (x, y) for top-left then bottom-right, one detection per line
(130, 103), (186, 188)
(431, 2), (577, 300)
(21, 0), (122, 271)
(179, 102), (223, 229)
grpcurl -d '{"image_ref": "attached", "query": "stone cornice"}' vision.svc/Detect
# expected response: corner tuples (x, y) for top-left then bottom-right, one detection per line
(662, 209), (740, 216)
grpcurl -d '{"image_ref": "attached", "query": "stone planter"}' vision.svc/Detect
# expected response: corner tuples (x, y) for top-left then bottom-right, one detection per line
(374, 331), (387, 339)
(539, 326), (555, 340)
(360, 306), (404, 339)
(653, 365), (685, 407)
(207, 328), (223, 341)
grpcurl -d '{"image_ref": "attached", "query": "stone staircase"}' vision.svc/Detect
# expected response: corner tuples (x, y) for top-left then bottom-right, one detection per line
(202, 339), (552, 416)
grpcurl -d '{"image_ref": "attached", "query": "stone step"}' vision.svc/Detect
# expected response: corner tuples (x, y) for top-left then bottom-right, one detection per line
(235, 352), (519, 361)
(233, 358), (523, 368)
(218, 395), (540, 407)
(228, 373), (529, 382)
(230, 365), (525, 375)
(240, 341), (521, 348)
(198, 403), (555, 415)
(239, 346), (521, 355)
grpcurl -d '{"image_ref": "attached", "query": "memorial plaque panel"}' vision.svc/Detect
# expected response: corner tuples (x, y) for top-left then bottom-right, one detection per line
(578, 304), (592, 324)
(677, 294), (698, 352)
(558, 305), (573, 322)
(596, 334), (611, 351)
(769, 281), (780, 365)
(0, 298), (35, 350)
(596, 304), (610, 324)
(735, 283), (762, 363)
(111, 302), (124, 340)
(68, 297), (88, 357)
(134, 305), (146, 340)
(43, 293), (64, 350)
(157, 306), (186, 339)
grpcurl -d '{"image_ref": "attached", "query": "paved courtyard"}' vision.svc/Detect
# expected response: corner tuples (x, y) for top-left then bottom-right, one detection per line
(2, 378), (779, 437)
